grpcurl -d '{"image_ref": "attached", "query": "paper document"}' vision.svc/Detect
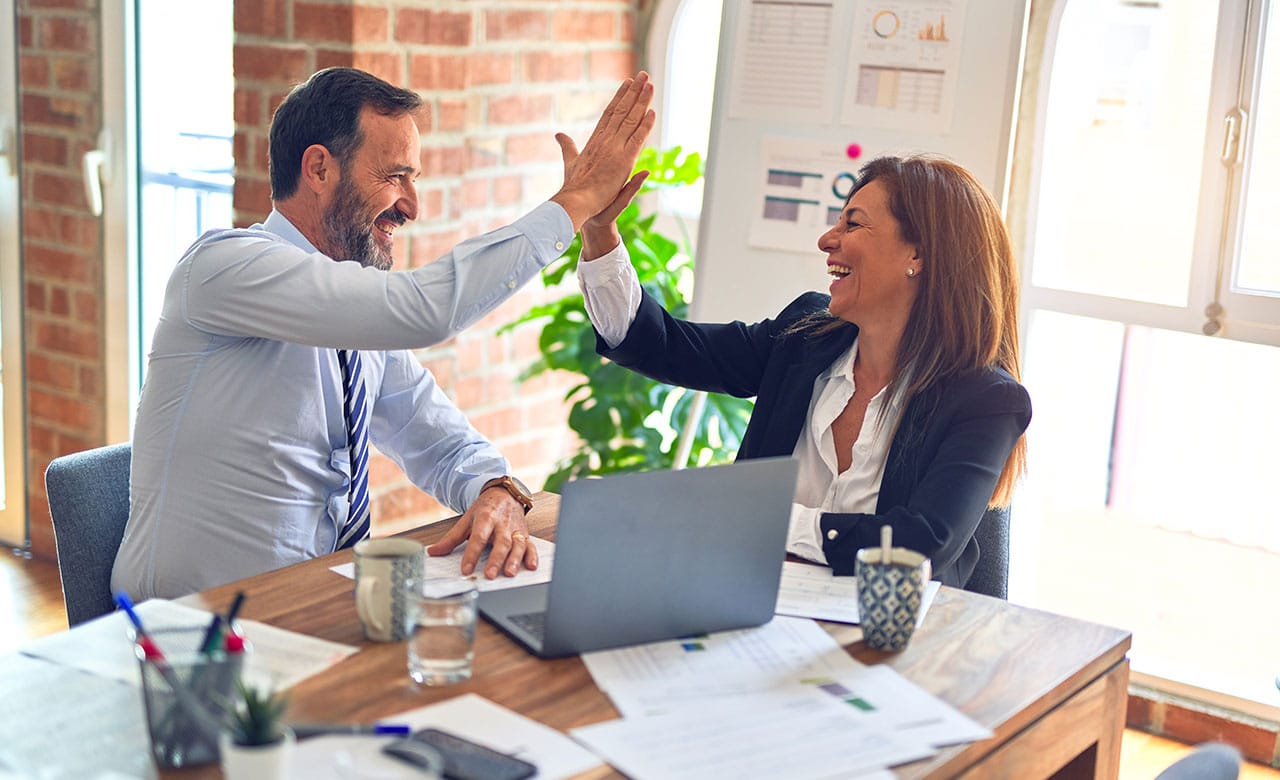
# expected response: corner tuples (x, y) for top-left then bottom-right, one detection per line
(291, 693), (602, 780)
(775, 561), (941, 625)
(20, 598), (356, 692)
(0, 652), (156, 780)
(330, 536), (555, 592)
(581, 615), (865, 717)
(572, 690), (928, 780)
(703, 663), (990, 750)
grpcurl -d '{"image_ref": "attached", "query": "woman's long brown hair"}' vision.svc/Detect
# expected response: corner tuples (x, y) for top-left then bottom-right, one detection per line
(795, 155), (1026, 506)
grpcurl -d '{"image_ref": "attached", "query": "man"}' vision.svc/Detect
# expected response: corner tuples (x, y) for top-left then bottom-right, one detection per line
(111, 67), (654, 600)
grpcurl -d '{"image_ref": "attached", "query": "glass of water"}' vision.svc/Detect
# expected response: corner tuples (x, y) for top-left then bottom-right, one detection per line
(405, 578), (478, 686)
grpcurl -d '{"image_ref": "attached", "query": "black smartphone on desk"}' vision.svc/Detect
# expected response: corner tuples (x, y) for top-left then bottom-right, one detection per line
(382, 728), (537, 780)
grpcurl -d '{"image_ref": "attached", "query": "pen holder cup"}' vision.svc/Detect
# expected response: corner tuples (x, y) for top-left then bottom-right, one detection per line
(135, 626), (245, 769)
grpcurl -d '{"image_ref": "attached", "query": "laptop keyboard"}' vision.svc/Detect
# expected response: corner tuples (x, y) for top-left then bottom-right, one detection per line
(509, 610), (548, 642)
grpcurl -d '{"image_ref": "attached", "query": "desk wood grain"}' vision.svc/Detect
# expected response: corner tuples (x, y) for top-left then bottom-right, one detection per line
(175, 494), (1131, 780)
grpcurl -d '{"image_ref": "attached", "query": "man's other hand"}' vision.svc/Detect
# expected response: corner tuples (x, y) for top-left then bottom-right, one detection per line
(426, 489), (538, 578)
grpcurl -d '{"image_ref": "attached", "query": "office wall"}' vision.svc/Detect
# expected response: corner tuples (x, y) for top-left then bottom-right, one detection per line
(14, 0), (642, 559)
(16, 0), (106, 559)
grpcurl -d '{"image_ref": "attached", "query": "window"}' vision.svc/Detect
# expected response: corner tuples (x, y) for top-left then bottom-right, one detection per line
(1012, 0), (1280, 714)
(0, 0), (25, 546)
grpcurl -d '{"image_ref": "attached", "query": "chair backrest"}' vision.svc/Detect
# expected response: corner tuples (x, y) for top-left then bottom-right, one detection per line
(965, 506), (1010, 599)
(1155, 742), (1241, 780)
(44, 442), (132, 626)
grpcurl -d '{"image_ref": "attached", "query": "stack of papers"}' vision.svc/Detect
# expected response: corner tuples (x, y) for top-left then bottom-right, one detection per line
(330, 536), (556, 592)
(572, 616), (990, 779)
(775, 561), (941, 625)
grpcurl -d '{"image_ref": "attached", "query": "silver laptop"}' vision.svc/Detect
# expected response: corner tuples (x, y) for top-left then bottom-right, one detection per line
(478, 457), (800, 658)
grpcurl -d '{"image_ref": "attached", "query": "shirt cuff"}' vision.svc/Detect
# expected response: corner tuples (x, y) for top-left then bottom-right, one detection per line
(511, 201), (575, 267)
(579, 242), (642, 349)
(786, 503), (828, 564)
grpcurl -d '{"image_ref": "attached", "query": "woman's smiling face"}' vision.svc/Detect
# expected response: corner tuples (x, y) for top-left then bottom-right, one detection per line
(818, 178), (921, 327)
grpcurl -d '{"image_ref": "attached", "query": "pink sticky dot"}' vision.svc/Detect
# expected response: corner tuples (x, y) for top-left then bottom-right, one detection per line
(847, 144), (862, 159)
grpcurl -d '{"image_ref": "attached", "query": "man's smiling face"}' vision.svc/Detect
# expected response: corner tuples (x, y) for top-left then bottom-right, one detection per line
(322, 108), (420, 270)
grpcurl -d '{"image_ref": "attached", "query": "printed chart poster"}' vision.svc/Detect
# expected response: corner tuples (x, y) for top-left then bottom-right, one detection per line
(842, 0), (968, 133)
(748, 136), (876, 253)
(728, 0), (842, 124)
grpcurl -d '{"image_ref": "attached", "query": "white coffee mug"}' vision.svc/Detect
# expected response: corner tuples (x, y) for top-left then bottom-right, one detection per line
(353, 538), (424, 642)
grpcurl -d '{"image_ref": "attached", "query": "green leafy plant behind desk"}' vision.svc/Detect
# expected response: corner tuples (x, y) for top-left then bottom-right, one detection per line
(503, 147), (755, 491)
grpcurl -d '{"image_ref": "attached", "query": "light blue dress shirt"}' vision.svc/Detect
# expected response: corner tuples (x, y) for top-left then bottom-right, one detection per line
(111, 203), (572, 600)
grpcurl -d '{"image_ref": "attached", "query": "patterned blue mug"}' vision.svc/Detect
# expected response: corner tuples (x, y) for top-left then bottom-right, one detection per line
(855, 547), (931, 652)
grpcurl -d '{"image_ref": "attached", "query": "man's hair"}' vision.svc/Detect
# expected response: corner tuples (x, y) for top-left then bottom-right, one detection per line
(268, 67), (422, 201)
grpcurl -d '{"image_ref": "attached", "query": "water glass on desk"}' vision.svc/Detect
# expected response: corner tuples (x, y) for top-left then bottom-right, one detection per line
(405, 578), (478, 686)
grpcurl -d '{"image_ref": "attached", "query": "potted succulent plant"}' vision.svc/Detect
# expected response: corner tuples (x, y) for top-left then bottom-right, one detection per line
(219, 679), (293, 780)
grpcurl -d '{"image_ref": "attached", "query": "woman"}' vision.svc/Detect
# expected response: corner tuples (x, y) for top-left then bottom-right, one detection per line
(577, 155), (1030, 588)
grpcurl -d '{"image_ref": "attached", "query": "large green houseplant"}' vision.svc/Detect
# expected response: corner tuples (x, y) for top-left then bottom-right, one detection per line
(503, 147), (755, 491)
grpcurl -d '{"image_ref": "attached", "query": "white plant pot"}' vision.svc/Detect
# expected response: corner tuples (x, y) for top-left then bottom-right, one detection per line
(219, 727), (295, 780)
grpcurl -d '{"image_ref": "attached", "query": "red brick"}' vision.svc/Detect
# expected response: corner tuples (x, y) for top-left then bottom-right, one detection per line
(233, 44), (312, 84)
(27, 244), (90, 282)
(420, 145), (467, 178)
(471, 407), (522, 439)
(295, 3), (388, 44)
(233, 176), (272, 218)
(28, 425), (56, 457)
(74, 290), (98, 323)
(21, 93), (84, 130)
(349, 51), (402, 85)
(20, 131), (66, 166)
(27, 353), (77, 391)
(35, 320), (99, 359)
(552, 10), (615, 42)
(26, 281), (47, 311)
(421, 357), (457, 389)
(314, 49), (354, 72)
(19, 54), (49, 87)
(1161, 702), (1276, 765)
(420, 187), (445, 220)
(29, 389), (98, 430)
(234, 87), (261, 126)
(409, 53), (466, 91)
(505, 132), (558, 166)
(32, 170), (87, 209)
(50, 287), (70, 316)
(484, 10), (549, 41)
(78, 365), (101, 398)
(437, 99), (467, 133)
(18, 15), (32, 47)
(589, 48), (634, 80)
(489, 94), (553, 126)
(374, 483), (441, 521)
(396, 9), (472, 47)
(411, 228), (465, 268)
(493, 175), (522, 205)
(524, 396), (571, 430)
(235, 0), (286, 38)
(462, 177), (489, 210)
(467, 53), (515, 87)
(368, 452), (402, 484)
(522, 51), (583, 83)
(38, 16), (92, 51)
(51, 56), (90, 91)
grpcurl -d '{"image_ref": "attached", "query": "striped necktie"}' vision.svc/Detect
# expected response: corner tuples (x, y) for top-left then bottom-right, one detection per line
(336, 349), (371, 549)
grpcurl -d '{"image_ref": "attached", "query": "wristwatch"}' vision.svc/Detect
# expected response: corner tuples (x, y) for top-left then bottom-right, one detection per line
(482, 475), (534, 514)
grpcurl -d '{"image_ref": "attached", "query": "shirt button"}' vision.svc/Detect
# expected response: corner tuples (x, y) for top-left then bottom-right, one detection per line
(507, 279), (516, 289)
(554, 240), (565, 251)
(827, 529), (839, 540)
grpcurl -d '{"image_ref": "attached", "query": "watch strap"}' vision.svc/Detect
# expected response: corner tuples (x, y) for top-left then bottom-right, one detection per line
(482, 475), (533, 514)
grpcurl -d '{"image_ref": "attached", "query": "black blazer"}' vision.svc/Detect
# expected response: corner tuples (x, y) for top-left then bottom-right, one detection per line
(598, 291), (1032, 588)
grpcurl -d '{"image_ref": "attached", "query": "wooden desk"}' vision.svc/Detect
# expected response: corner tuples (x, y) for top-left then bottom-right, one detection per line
(177, 494), (1131, 779)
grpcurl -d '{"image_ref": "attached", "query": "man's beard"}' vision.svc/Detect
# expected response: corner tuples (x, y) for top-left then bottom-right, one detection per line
(322, 177), (399, 271)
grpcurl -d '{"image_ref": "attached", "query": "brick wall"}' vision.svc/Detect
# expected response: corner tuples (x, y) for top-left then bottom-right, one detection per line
(232, 0), (640, 533)
(17, 0), (105, 558)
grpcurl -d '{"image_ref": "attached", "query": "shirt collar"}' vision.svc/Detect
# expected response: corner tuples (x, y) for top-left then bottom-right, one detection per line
(260, 209), (321, 254)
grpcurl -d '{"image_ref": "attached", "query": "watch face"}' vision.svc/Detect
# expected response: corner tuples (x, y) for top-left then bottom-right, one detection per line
(509, 476), (532, 497)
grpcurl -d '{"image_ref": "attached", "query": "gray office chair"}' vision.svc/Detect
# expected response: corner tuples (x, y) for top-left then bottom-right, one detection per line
(964, 506), (1010, 599)
(44, 442), (132, 626)
(1154, 742), (1241, 780)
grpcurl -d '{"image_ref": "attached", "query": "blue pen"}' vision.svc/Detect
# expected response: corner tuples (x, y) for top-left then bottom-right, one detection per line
(292, 723), (412, 740)
(114, 591), (166, 660)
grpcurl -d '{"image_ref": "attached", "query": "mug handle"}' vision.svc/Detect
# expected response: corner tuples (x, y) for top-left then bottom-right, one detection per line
(355, 576), (387, 635)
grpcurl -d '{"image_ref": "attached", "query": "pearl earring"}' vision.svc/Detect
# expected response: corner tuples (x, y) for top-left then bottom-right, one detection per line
(906, 268), (917, 278)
